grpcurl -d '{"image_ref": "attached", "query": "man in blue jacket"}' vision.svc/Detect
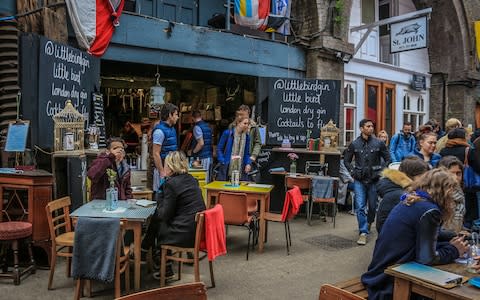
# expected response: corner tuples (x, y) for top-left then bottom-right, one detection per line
(152, 103), (179, 191)
(189, 110), (213, 182)
(389, 122), (416, 163)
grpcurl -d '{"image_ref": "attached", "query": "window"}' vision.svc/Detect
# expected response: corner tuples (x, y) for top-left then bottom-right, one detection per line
(403, 91), (426, 131)
(362, 0), (375, 24)
(343, 82), (357, 146)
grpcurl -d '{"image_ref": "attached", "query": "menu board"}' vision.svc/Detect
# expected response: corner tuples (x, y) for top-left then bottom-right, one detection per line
(5, 121), (29, 152)
(267, 78), (340, 145)
(91, 93), (106, 148)
(37, 36), (100, 148)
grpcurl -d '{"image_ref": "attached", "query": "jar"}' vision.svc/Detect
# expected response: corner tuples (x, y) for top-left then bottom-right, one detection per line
(290, 161), (297, 174)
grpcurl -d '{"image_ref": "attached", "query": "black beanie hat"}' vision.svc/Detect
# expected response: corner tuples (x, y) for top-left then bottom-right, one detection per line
(447, 128), (466, 140)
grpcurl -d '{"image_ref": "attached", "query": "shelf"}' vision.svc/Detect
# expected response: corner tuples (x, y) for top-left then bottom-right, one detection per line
(271, 147), (341, 156)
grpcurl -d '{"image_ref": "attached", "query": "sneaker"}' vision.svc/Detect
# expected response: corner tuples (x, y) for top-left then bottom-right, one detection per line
(152, 264), (175, 280)
(357, 233), (368, 245)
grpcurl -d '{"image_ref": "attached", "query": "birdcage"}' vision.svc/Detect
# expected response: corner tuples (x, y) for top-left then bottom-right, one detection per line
(52, 100), (85, 154)
(320, 120), (340, 151)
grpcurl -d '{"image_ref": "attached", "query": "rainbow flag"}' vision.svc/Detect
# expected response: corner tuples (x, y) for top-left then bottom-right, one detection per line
(234, 0), (270, 30)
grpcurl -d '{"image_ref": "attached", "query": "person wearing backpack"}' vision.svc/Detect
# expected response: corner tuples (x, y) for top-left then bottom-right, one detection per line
(389, 122), (416, 163)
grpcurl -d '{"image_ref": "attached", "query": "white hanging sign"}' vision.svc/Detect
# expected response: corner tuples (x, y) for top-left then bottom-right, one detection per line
(390, 16), (428, 53)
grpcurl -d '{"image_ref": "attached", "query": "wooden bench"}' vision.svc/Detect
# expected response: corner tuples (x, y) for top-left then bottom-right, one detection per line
(333, 277), (368, 299)
(318, 277), (368, 299)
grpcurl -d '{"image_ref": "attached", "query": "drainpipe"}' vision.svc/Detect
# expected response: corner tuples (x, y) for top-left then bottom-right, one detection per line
(226, 0), (231, 30)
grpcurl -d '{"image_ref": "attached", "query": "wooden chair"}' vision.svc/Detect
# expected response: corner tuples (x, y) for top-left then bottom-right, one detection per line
(45, 196), (74, 290)
(318, 284), (365, 300)
(217, 191), (257, 261)
(285, 175), (311, 222)
(116, 282), (207, 300)
(74, 221), (130, 299)
(160, 212), (215, 288)
(310, 177), (339, 227)
(264, 186), (304, 255)
(334, 277), (368, 299)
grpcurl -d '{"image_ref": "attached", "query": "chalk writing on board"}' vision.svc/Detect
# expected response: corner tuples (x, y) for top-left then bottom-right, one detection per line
(38, 36), (100, 148)
(267, 78), (340, 145)
(5, 121), (30, 152)
(92, 93), (106, 148)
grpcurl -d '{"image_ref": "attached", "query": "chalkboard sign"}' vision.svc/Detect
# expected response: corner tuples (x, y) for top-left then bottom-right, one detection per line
(37, 36), (100, 148)
(5, 121), (29, 152)
(91, 93), (106, 148)
(267, 78), (340, 145)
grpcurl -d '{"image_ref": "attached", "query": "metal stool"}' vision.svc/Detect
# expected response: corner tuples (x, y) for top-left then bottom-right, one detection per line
(0, 221), (36, 285)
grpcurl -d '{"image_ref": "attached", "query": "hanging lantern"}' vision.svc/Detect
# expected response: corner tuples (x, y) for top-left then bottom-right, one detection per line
(149, 71), (165, 115)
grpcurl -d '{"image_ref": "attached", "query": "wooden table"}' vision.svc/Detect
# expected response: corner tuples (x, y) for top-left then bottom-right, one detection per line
(204, 181), (273, 253)
(0, 169), (53, 263)
(385, 263), (480, 300)
(71, 200), (156, 291)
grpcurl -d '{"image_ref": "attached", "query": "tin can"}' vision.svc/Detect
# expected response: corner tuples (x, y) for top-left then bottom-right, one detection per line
(232, 170), (240, 187)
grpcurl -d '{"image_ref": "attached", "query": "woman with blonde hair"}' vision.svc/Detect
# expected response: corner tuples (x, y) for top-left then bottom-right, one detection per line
(362, 168), (469, 300)
(377, 130), (389, 146)
(141, 151), (206, 279)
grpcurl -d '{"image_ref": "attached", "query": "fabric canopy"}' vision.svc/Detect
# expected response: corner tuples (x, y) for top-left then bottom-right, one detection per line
(65, 0), (125, 57)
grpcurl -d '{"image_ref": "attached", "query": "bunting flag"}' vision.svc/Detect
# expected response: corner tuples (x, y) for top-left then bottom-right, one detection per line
(65, 0), (125, 57)
(475, 21), (480, 61)
(234, 0), (270, 30)
(268, 0), (291, 35)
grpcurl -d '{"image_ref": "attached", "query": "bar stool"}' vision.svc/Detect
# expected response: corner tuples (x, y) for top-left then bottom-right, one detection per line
(0, 221), (36, 285)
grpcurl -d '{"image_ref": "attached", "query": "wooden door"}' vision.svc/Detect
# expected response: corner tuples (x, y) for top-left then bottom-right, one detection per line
(365, 80), (396, 137)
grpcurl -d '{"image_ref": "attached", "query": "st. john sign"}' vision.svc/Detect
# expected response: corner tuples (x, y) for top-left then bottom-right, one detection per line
(390, 16), (427, 53)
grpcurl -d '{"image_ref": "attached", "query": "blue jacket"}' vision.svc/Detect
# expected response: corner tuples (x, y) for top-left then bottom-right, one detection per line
(190, 121), (213, 159)
(410, 149), (441, 168)
(216, 129), (251, 166)
(361, 199), (459, 300)
(389, 132), (416, 162)
(154, 121), (177, 159)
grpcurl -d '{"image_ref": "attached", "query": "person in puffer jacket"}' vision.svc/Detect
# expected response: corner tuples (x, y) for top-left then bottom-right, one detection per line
(376, 156), (429, 233)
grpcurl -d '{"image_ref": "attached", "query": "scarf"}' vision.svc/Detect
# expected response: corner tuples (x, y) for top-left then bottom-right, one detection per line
(228, 130), (247, 177)
(445, 138), (470, 148)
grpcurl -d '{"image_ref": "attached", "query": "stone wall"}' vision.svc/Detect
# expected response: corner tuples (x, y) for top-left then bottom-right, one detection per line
(413, 0), (480, 126)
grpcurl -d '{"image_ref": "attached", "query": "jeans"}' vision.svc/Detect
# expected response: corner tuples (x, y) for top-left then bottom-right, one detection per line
(353, 181), (378, 234)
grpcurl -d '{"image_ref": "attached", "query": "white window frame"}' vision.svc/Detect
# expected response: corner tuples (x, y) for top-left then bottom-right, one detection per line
(402, 90), (426, 131)
(343, 81), (357, 146)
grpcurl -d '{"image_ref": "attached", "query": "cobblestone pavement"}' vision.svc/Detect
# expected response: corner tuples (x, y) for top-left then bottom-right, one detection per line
(0, 211), (376, 300)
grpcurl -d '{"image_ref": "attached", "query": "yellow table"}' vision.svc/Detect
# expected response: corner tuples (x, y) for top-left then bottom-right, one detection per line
(204, 181), (274, 253)
(189, 168), (207, 204)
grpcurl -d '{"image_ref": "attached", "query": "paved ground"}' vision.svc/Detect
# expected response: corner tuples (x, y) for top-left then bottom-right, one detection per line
(0, 211), (376, 300)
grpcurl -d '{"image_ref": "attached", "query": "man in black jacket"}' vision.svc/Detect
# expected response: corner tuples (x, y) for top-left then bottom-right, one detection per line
(344, 119), (391, 245)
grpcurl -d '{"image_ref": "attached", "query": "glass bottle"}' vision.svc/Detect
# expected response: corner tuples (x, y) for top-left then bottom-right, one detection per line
(290, 161), (297, 174)
(106, 181), (118, 211)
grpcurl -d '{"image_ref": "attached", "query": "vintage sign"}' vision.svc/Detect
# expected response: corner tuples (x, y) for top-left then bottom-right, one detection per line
(411, 74), (426, 91)
(390, 16), (427, 53)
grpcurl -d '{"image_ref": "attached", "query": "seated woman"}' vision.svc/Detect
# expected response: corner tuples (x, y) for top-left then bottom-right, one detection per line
(141, 151), (206, 277)
(216, 115), (252, 181)
(438, 156), (465, 233)
(87, 137), (132, 200)
(375, 156), (429, 233)
(361, 168), (469, 300)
